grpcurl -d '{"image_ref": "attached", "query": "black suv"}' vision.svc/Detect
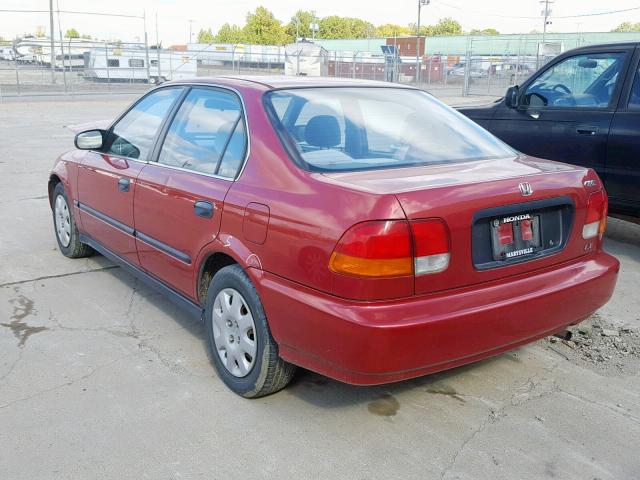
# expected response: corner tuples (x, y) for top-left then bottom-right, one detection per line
(458, 42), (640, 216)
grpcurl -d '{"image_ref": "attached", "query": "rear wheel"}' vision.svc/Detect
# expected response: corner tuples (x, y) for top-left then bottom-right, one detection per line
(204, 265), (296, 398)
(52, 182), (92, 258)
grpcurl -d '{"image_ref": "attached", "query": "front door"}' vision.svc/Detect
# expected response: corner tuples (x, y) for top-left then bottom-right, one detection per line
(77, 87), (184, 265)
(490, 49), (633, 178)
(134, 86), (248, 299)
(606, 51), (640, 213)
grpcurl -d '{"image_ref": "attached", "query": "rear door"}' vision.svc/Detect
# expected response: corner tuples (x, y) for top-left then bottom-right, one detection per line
(134, 86), (248, 298)
(489, 47), (634, 177)
(606, 47), (640, 213)
(77, 87), (184, 265)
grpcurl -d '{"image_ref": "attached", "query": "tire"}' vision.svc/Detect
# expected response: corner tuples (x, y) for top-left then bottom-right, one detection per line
(52, 182), (92, 258)
(204, 264), (296, 398)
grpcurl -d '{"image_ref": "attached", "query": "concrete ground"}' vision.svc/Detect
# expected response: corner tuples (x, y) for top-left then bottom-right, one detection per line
(0, 95), (639, 480)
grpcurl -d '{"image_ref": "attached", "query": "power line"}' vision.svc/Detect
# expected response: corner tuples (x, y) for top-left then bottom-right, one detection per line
(437, 1), (640, 20)
(0, 9), (143, 19)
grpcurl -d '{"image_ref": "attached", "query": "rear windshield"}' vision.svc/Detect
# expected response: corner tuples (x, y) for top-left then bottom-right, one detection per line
(265, 87), (516, 172)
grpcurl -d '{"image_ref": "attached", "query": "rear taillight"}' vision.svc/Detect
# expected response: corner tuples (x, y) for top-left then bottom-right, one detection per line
(582, 190), (607, 240)
(411, 219), (451, 275)
(329, 219), (450, 278)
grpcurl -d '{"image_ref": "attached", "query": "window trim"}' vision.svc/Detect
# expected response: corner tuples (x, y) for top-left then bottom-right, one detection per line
(516, 48), (634, 113)
(149, 84), (250, 181)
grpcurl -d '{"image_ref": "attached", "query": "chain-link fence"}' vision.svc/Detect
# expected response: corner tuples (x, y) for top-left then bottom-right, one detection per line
(0, 36), (573, 99)
(461, 35), (574, 97)
(0, 38), (202, 97)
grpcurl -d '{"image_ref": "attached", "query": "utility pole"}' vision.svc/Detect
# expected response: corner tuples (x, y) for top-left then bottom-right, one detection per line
(49, 0), (55, 83)
(155, 13), (162, 81)
(541, 0), (554, 43)
(415, 0), (430, 86)
(188, 19), (194, 44)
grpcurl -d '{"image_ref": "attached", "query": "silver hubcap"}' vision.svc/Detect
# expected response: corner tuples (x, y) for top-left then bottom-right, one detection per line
(212, 288), (257, 377)
(54, 194), (71, 248)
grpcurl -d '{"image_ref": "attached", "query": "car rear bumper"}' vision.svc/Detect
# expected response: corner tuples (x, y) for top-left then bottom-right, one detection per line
(256, 251), (619, 385)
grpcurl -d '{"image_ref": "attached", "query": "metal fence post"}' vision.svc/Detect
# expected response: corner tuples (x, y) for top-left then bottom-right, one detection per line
(104, 41), (111, 92)
(14, 56), (20, 96)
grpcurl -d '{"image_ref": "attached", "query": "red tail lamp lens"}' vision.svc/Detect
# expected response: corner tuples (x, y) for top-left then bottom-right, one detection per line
(329, 220), (413, 277)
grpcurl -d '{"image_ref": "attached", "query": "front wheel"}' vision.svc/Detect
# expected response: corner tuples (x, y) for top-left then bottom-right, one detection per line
(204, 265), (296, 398)
(52, 182), (92, 258)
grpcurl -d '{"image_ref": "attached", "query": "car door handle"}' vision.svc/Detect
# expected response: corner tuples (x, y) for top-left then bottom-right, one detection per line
(528, 111), (540, 119)
(194, 200), (214, 219)
(576, 126), (598, 136)
(118, 177), (130, 192)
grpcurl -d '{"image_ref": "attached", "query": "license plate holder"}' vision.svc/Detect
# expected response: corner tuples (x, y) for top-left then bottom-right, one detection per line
(490, 214), (541, 261)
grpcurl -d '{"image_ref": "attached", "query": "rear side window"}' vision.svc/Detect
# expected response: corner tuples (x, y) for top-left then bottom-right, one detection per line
(265, 87), (514, 172)
(107, 59), (119, 67)
(107, 87), (183, 160)
(157, 88), (247, 178)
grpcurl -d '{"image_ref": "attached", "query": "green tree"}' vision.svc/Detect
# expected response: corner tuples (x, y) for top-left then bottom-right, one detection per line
(469, 28), (499, 35)
(285, 10), (315, 39)
(243, 7), (290, 45)
(65, 28), (80, 38)
(197, 28), (215, 44)
(411, 17), (462, 36)
(612, 22), (640, 32)
(375, 23), (411, 38)
(319, 16), (375, 39)
(215, 24), (245, 43)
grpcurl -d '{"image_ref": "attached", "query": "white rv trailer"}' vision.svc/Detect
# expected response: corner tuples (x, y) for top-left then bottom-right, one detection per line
(284, 42), (328, 76)
(84, 49), (196, 83)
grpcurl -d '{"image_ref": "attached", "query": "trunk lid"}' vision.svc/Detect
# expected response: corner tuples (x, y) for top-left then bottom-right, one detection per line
(322, 155), (600, 295)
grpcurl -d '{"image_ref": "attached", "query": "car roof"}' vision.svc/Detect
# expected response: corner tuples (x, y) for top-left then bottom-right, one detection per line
(564, 41), (640, 53)
(167, 75), (419, 92)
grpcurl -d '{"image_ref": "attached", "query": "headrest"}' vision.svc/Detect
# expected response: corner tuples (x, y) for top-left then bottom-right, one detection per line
(305, 115), (341, 148)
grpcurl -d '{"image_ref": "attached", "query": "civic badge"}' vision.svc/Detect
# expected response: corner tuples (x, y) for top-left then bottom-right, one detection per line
(518, 182), (533, 196)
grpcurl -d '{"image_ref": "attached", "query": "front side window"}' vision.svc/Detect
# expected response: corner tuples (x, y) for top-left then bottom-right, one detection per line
(107, 87), (183, 160)
(265, 87), (515, 172)
(107, 59), (119, 67)
(158, 88), (246, 177)
(523, 52), (625, 109)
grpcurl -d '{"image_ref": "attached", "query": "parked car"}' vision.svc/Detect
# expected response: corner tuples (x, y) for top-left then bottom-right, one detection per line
(50, 76), (619, 397)
(458, 42), (640, 216)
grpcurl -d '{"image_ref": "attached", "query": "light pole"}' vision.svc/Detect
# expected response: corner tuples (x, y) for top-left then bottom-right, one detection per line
(188, 19), (194, 44)
(416, 0), (430, 86)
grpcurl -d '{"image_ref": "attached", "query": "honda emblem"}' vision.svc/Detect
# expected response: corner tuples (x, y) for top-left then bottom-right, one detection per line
(518, 182), (533, 196)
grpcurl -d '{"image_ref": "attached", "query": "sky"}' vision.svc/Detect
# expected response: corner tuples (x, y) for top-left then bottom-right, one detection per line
(1, 0), (639, 45)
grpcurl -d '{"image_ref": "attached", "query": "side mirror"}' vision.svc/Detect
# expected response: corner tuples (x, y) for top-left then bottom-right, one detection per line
(504, 85), (519, 108)
(75, 129), (105, 150)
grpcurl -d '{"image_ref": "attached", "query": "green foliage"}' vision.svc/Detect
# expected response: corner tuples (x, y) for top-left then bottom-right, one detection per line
(612, 22), (640, 32)
(411, 17), (462, 36)
(285, 10), (316, 39)
(319, 16), (375, 39)
(215, 24), (245, 43)
(469, 28), (499, 35)
(243, 7), (291, 45)
(375, 24), (411, 38)
(65, 28), (80, 39)
(197, 28), (215, 44)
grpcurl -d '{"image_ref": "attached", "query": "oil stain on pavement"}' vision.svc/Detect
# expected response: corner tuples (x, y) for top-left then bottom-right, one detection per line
(1, 291), (47, 347)
(367, 393), (400, 416)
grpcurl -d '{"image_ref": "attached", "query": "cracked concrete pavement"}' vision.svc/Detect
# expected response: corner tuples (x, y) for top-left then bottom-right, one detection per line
(0, 95), (639, 480)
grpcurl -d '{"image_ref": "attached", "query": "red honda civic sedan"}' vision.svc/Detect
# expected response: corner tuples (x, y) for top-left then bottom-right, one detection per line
(49, 77), (619, 397)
